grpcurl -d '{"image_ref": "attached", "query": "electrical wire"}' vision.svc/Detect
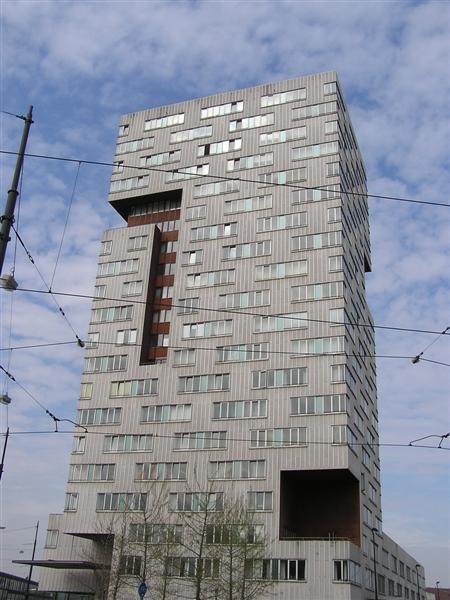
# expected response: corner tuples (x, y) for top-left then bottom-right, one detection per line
(411, 326), (450, 365)
(0, 428), (448, 451)
(0, 364), (85, 432)
(1, 149), (449, 208)
(11, 226), (85, 348)
(49, 161), (81, 290)
(15, 286), (450, 338)
(0, 110), (25, 119)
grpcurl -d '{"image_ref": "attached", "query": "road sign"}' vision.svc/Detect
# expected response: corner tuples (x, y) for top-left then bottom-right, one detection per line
(138, 582), (147, 598)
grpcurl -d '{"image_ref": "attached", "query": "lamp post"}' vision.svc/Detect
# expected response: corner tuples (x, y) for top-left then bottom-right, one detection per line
(24, 521), (39, 600)
(415, 564), (420, 600)
(371, 527), (379, 600)
(436, 581), (440, 600)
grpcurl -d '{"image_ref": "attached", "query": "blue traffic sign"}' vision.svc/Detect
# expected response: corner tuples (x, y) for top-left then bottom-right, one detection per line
(138, 582), (147, 598)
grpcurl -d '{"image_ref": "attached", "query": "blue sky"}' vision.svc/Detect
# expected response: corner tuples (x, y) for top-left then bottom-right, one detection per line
(1, 0), (449, 587)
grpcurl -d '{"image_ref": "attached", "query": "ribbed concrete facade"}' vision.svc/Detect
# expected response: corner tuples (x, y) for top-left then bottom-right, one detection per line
(39, 72), (425, 600)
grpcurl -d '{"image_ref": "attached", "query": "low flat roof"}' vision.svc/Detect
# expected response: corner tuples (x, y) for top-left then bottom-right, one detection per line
(12, 560), (107, 571)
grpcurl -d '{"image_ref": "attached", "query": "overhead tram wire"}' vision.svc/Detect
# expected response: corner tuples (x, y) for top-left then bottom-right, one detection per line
(0, 364), (85, 432)
(15, 285), (450, 338)
(11, 226), (85, 348)
(0, 427), (449, 452)
(1, 149), (449, 208)
(411, 325), (450, 365)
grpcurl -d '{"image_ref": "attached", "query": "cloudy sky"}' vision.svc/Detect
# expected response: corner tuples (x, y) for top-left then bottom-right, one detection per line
(1, 0), (449, 588)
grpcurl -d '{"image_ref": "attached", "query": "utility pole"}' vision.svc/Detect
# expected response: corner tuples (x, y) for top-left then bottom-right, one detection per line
(0, 427), (9, 481)
(24, 520), (39, 600)
(0, 106), (33, 273)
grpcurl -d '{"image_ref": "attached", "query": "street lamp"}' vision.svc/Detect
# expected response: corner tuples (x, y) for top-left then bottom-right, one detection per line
(415, 564), (421, 600)
(371, 527), (379, 600)
(24, 521), (39, 600)
(436, 581), (440, 600)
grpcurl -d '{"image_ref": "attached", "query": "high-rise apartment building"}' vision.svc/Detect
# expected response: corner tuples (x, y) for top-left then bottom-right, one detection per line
(36, 72), (425, 599)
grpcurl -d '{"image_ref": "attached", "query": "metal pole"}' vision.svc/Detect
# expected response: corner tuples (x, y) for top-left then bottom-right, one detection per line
(415, 564), (421, 600)
(24, 520), (39, 600)
(0, 106), (33, 273)
(436, 581), (440, 600)
(371, 527), (379, 600)
(0, 427), (9, 481)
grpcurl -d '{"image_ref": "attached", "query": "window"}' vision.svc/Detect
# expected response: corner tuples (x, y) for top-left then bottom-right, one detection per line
(91, 305), (133, 323)
(169, 492), (223, 512)
(103, 434), (153, 452)
(140, 150), (181, 167)
(178, 373), (230, 393)
(207, 524), (264, 544)
(227, 152), (273, 171)
(69, 463), (115, 482)
(166, 164), (209, 182)
(170, 125), (212, 144)
(212, 399), (267, 420)
(292, 100), (337, 120)
(208, 460), (265, 480)
(246, 558), (306, 580)
(333, 559), (361, 584)
(135, 462), (187, 481)
(224, 194), (272, 214)
(64, 493), (78, 511)
(120, 555), (141, 576)
(194, 179), (239, 198)
(185, 204), (206, 220)
(154, 286), (173, 299)
(144, 113), (184, 130)
(122, 280), (143, 296)
(291, 230), (342, 252)
(77, 407), (121, 426)
(118, 124), (129, 136)
(84, 355), (127, 374)
(173, 348), (196, 366)
(201, 100), (243, 119)
(229, 113), (274, 131)
(72, 436), (86, 454)
(291, 336), (345, 356)
(219, 289), (270, 309)
(110, 378), (158, 397)
(99, 240), (112, 255)
(80, 382), (93, 399)
(130, 198), (181, 217)
(128, 235), (148, 251)
(323, 82), (337, 95)
(116, 329), (137, 345)
(141, 404), (192, 423)
(157, 261), (175, 275)
(96, 492), (146, 511)
(290, 394), (346, 416)
(252, 368), (307, 389)
(174, 431), (227, 450)
(182, 320), (232, 339)
(331, 364), (346, 383)
(181, 249), (203, 265)
(328, 255), (343, 272)
(198, 138), (242, 156)
(113, 160), (124, 174)
(191, 222), (237, 241)
(291, 281), (343, 302)
(217, 343), (268, 362)
(292, 183), (339, 204)
(223, 240), (271, 260)
(116, 137), (154, 155)
(45, 530), (59, 548)
(177, 297), (199, 314)
(328, 206), (341, 222)
(110, 175), (149, 193)
(254, 312), (307, 333)
(327, 161), (339, 176)
(93, 284), (106, 299)
(257, 211), (307, 232)
(247, 492), (272, 511)
(166, 557), (219, 578)
(260, 126), (306, 146)
(325, 120), (338, 134)
(292, 141), (339, 160)
(97, 259), (139, 277)
(259, 168), (306, 186)
(255, 260), (307, 281)
(186, 269), (235, 288)
(129, 523), (182, 544)
(331, 425), (347, 445)
(250, 428), (307, 448)
(261, 87), (306, 107)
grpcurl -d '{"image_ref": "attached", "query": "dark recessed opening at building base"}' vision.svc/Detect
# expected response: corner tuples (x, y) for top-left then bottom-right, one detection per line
(279, 469), (360, 546)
